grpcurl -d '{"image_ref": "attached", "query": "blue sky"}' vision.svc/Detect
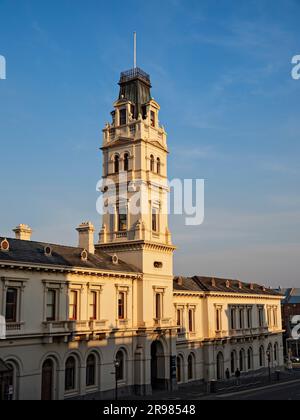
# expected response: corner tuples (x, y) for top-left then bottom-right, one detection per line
(0, 0), (299, 287)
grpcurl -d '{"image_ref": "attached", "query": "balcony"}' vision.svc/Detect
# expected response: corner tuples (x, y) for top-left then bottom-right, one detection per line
(43, 320), (108, 336)
(5, 322), (24, 335)
(43, 321), (70, 334)
(115, 231), (128, 239)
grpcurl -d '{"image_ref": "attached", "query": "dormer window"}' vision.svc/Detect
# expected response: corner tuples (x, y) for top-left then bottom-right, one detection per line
(119, 109), (127, 125)
(150, 111), (155, 127)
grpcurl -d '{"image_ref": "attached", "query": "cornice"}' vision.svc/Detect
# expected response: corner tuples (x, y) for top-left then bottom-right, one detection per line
(101, 137), (168, 153)
(0, 261), (141, 280)
(96, 240), (176, 253)
(173, 290), (282, 300)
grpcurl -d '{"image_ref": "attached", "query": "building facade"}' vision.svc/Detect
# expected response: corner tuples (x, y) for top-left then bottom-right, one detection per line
(280, 288), (300, 360)
(0, 67), (284, 400)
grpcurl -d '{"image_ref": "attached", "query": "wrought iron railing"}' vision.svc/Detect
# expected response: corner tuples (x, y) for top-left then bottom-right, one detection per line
(120, 67), (150, 83)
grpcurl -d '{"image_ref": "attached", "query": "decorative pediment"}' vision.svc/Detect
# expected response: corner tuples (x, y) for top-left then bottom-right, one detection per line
(148, 140), (168, 152)
(102, 137), (132, 149)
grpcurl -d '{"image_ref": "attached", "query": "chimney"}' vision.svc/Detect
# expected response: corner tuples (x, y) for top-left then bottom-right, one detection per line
(13, 224), (32, 241)
(76, 222), (95, 254)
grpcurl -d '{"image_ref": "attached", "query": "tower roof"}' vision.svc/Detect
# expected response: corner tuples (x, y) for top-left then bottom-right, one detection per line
(118, 67), (152, 119)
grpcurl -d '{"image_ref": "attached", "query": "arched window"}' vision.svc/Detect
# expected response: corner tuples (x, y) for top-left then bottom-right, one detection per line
(86, 354), (96, 387)
(176, 356), (183, 383)
(247, 348), (253, 371)
(231, 351), (237, 374)
(124, 153), (129, 171)
(274, 343), (279, 363)
(267, 343), (273, 366)
(115, 350), (125, 382)
(239, 349), (245, 372)
(0, 361), (16, 400)
(188, 354), (195, 380)
(65, 356), (76, 392)
(259, 346), (265, 367)
(114, 155), (119, 174)
(150, 155), (155, 172)
(41, 359), (54, 400)
(216, 352), (224, 380)
(157, 158), (161, 175)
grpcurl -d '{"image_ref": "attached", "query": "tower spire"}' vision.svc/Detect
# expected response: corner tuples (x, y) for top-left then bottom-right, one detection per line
(134, 32), (137, 69)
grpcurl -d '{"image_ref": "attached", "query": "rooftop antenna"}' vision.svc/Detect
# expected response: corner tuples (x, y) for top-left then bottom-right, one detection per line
(134, 32), (137, 69)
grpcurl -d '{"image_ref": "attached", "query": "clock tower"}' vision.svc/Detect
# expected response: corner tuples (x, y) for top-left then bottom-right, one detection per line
(96, 66), (176, 334)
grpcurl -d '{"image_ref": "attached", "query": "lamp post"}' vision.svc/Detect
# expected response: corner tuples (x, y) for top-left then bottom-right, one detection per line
(266, 350), (271, 382)
(114, 359), (120, 401)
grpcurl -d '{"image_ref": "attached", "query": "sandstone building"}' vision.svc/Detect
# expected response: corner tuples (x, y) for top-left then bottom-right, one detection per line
(0, 67), (284, 400)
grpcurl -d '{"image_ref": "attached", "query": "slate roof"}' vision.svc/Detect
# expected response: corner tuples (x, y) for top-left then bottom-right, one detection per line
(0, 237), (139, 273)
(118, 67), (152, 119)
(173, 276), (281, 297)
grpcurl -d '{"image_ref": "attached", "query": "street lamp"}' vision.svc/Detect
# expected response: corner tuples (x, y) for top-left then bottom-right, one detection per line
(266, 350), (271, 382)
(114, 359), (120, 401)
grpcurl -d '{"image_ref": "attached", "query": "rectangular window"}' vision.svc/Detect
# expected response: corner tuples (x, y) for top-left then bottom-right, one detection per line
(216, 308), (222, 332)
(177, 309), (182, 332)
(89, 291), (97, 321)
(188, 309), (194, 332)
(69, 291), (78, 321)
(150, 111), (155, 127)
(258, 307), (264, 327)
(239, 308), (244, 329)
(267, 307), (272, 327)
(155, 293), (162, 319)
(152, 208), (158, 232)
(231, 308), (236, 330)
(247, 308), (252, 329)
(118, 292), (125, 320)
(5, 288), (18, 323)
(273, 308), (278, 328)
(46, 290), (56, 322)
(119, 109), (127, 125)
(118, 207), (127, 232)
